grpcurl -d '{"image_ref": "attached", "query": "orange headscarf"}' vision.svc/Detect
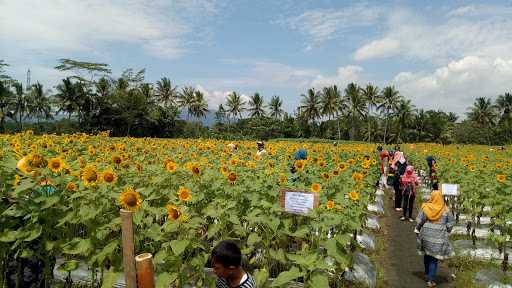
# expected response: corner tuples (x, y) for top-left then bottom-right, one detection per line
(421, 190), (448, 223)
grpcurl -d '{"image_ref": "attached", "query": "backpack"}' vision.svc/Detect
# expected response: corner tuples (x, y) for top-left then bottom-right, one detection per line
(403, 183), (414, 196)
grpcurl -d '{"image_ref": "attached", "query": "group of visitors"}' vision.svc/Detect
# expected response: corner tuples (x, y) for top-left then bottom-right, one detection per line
(378, 145), (418, 221)
(378, 145), (454, 287)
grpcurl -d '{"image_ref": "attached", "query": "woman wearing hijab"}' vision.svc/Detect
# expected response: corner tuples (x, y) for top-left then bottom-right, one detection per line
(400, 165), (419, 221)
(415, 183), (455, 287)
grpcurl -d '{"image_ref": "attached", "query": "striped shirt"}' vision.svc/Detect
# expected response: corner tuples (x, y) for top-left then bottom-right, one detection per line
(216, 273), (256, 288)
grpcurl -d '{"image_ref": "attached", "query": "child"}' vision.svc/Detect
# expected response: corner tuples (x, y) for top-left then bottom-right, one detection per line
(211, 240), (256, 288)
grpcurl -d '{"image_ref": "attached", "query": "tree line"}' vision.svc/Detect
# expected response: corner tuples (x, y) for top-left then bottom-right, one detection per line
(0, 59), (511, 144)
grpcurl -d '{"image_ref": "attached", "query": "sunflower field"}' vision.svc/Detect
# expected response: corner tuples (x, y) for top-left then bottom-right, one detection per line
(0, 131), (380, 287)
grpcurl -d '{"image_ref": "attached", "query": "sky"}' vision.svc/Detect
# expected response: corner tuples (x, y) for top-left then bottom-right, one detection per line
(1, 0), (512, 116)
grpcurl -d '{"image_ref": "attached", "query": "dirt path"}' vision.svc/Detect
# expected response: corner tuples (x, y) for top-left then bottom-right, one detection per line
(378, 189), (454, 288)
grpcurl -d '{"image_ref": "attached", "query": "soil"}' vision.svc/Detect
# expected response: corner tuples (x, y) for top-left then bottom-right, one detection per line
(377, 189), (454, 288)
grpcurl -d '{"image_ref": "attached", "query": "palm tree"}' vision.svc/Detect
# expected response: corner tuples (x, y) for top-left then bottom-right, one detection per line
(268, 95), (284, 120)
(392, 99), (415, 143)
(155, 77), (178, 108)
(414, 109), (427, 141)
(12, 82), (26, 130)
(26, 82), (52, 125)
(0, 81), (14, 132)
(225, 91), (246, 121)
(344, 83), (366, 140)
(321, 86), (340, 120)
(190, 90), (208, 119)
(248, 92), (266, 118)
(215, 104), (227, 124)
(467, 97), (496, 145)
(139, 83), (154, 103)
(361, 84), (380, 142)
(55, 77), (78, 120)
(299, 88), (321, 124)
(178, 86), (196, 120)
(379, 86), (401, 144)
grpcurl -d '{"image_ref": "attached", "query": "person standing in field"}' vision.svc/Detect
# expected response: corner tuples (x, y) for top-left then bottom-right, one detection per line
(415, 183), (455, 287)
(255, 141), (266, 159)
(400, 165), (419, 221)
(210, 240), (256, 288)
(377, 146), (390, 188)
(391, 145), (407, 176)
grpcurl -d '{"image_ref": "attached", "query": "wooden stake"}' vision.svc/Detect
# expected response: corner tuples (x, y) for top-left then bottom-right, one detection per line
(121, 209), (137, 288)
(136, 253), (155, 288)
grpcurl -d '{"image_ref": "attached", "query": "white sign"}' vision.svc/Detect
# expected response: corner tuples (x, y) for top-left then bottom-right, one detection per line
(442, 183), (459, 196)
(284, 191), (316, 215)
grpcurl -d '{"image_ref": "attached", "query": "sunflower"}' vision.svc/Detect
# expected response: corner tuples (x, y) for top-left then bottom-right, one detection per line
(166, 204), (181, 220)
(496, 163), (504, 169)
(326, 200), (335, 210)
(178, 213), (190, 223)
(112, 155), (122, 165)
(294, 160), (305, 171)
(119, 186), (142, 211)
(279, 174), (287, 186)
(338, 162), (348, 172)
(318, 161), (326, 168)
(321, 172), (330, 181)
(66, 182), (77, 191)
(468, 165), (476, 172)
(227, 172), (237, 184)
(229, 158), (238, 166)
(82, 165), (99, 186)
(48, 157), (65, 173)
(352, 172), (364, 182)
(191, 164), (200, 176)
(497, 174), (506, 183)
(30, 154), (45, 168)
(13, 175), (21, 186)
(101, 169), (118, 184)
(361, 161), (370, 169)
(166, 161), (177, 173)
(177, 187), (192, 201)
(349, 191), (359, 201)
(332, 169), (340, 176)
(88, 146), (96, 156)
(220, 166), (228, 175)
(311, 182), (321, 193)
(347, 159), (356, 165)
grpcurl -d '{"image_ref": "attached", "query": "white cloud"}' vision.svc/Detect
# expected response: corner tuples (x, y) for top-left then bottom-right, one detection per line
(195, 85), (231, 109)
(353, 6), (512, 63)
(310, 65), (365, 89)
(0, 0), (219, 59)
(393, 56), (512, 115)
(354, 38), (400, 60)
(199, 61), (319, 90)
(274, 3), (382, 44)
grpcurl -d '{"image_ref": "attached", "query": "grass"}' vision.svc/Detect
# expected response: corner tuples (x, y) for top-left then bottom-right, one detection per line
(446, 255), (512, 287)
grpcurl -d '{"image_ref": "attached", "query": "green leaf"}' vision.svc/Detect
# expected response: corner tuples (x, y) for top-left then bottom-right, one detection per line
(0, 230), (19, 242)
(207, 224), (220, 239)
(41, 196), (60, 209)
(156, 272), (178, 288)
(254, 268), (269, 287)
(308, 272), (329, 287)
(62, 238), (93, 256)
(101, 269), (121, 288)
(271, 267), (302, 287)
(170, 239), (189, 256)
(24, 225), (42, 242)
(58, 260), (79, 272)
(247, 233), (261, 246)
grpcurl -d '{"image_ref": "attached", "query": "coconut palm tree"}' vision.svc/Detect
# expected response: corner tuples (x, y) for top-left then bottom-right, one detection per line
(155, 77), (178, 108)
(190, 90), (208, 119)
(361, 84), (380, 142)
(299, 88), (321, 124)
(268, 95), (284, 120)
(467, 97), (496, 145)
(379, 86), (401, 144)
(178, 86), (196, 120)
(225, 91), (246, 121)
(0, 81), (14, 132)
(248, 92), (266, 118)
(392, 99), (415, 143)
(344, 83), (366, 140)
(11, 82), (26, 130)
(55, 77), (78, 120)
(215, 104), (227, 124)
(26, 82), (52, 125)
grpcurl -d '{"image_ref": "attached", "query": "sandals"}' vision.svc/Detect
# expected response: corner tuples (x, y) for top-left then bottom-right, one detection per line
(426, 281), (437, 287)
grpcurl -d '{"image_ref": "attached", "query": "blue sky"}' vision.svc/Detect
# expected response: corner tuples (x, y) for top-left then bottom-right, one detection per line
(1, 0), (512, 115)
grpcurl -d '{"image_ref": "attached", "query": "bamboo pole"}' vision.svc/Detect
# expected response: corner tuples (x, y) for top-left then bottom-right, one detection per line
(120, 209), (137, 288)
(136, 253), (155, 288)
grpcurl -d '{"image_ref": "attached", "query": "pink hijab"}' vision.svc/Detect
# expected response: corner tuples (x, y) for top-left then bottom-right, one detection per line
(401, 165), (418, 184)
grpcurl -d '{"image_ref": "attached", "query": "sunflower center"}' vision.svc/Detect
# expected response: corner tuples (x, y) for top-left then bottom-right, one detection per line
(104, 173), (114, 182)
(126, 194), (137, 206)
